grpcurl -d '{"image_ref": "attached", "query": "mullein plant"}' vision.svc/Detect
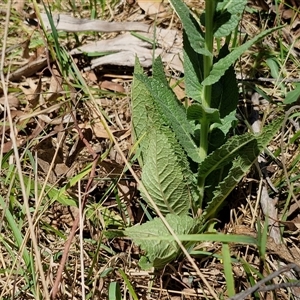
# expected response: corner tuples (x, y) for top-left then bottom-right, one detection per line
(126, 0), (283, 269)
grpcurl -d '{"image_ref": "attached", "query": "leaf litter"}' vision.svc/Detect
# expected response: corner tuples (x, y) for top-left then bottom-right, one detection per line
(0, 0), (300, 299)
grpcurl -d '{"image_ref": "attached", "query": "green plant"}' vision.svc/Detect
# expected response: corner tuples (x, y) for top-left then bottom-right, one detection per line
(126, 0), (283, 269)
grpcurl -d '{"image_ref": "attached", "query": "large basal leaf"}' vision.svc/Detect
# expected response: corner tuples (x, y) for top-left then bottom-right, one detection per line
(168, 0), (211, 57)
(136, 74), (201, 163)
(141, 127), (193, 216)
(125, 214), (197, 269)
(214, 0), (247, 38)
(203, 148), (257, 221)
(202, 26), (283, 86)
(131, 58), (156, 166)
(152, 56), (169, 86)
(203, 116), (284, 220)
(134, 233), (257, 244)
(183, 30), (203, 102)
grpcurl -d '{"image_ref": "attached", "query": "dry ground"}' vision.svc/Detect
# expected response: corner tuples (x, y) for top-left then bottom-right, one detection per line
(0, 0), (300, 299)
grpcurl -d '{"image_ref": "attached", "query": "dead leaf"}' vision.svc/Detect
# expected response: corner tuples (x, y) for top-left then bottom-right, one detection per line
(89, 122), (111, 139)
(71, 30), (183, 73)
(280, 220), (298, 231)
(9, 57), (48, 82)
(253, 0), (269, 11)
(55, 163), (70, 176)
(12, 0), (25, 13)
(100, 80), (125, 93)
(66, 128), (93, 167)
(0, 95), (20, 108)
(85, 70), (97, 82)
(38, 13), (150, 32)
(22, 38), (31, 59)
(46, 65), (63, 102)
(2, 141), (13, 153)
(100, 160), (124, 178)
(26, 77), (42, 109)
(46, 92), (62, 103)
(170, 78), (185, 100)
(113, 129), (130, 138)
(36, 137), (70, 183)
(36, 46), (46, 58)
(1, 138), (25, 153)
(18, 103), (63, 122)
(37, 157), (57, 183)
(137, 0), (166, 15)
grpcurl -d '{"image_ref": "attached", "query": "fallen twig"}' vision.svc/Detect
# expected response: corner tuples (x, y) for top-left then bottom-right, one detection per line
(229, 263), (300, 300)
(50, 153), (99, 299)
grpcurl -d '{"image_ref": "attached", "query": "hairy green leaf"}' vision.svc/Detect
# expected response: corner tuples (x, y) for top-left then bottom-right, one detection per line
(203, 151), (256, 220)
(183, 30), (203, 102)
(136, 74), (201, 163)
(214, 0), (247, 38)
(211, 45), (239, 118)
(135, 233), (257, 244)
(152, 56), (169, 85)
(210, 111), (238, 137)
(198, 132), (256, 179)
(168, 0), (211, 57)
(141, 127), (193, 215)
(187, 104), (221, 124)
(202, 26), (283, 86)
(131, 58), (156, 166)
(203, 116), (284, 220)
(125, 214), (197, 269)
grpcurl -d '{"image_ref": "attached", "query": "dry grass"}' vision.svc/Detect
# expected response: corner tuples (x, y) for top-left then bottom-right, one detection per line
(0, 0), (300, 299)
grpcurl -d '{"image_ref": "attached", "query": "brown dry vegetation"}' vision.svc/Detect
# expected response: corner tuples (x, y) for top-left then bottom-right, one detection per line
(0, 0), (300, 299)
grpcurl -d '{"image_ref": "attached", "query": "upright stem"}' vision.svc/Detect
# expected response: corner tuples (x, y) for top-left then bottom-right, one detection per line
(198, 0), (216, 209)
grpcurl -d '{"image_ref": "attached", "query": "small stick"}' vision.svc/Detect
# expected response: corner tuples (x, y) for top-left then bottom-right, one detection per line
(51, 154), (99, 299)
(229, 263), (300, 300)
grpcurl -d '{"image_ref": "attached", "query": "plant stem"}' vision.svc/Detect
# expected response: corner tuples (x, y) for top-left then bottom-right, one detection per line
(198, 0), (216, 209)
